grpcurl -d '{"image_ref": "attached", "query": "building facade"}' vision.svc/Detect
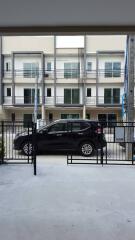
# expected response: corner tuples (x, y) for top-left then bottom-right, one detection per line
(0, 35), (127, 125)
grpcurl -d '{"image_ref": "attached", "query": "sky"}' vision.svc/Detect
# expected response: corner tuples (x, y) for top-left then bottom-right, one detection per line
(56, 36), (84, 48)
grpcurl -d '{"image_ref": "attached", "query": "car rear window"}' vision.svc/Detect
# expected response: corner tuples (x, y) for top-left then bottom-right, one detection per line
(68, 121), (90, 132)
(48, 122), (67, 132)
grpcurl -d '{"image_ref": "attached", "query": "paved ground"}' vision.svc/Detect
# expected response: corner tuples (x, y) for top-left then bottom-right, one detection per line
(0, 155), (135, 240)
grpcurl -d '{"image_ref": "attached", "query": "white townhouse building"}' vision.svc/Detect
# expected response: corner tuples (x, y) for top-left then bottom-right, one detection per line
(0, 35), (127, 125)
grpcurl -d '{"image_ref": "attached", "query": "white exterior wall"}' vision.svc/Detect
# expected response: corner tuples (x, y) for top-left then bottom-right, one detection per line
(2, 36), (54, 54)
(86, 35), (126, 52)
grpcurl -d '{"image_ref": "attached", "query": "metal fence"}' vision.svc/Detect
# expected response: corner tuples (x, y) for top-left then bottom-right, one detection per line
(67, 122), (135, 165)
(0, 121), (37, 175)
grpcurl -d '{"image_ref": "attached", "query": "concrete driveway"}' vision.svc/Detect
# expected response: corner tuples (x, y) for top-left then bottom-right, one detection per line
(0, 155), (135, 240)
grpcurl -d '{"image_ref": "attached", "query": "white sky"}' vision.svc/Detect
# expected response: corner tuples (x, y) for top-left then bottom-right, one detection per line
(56, 36), (84, 48)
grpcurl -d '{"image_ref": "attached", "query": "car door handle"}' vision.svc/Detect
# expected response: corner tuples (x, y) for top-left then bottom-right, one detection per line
(78, 132), (83, 135)
(56, 133), (62, 136)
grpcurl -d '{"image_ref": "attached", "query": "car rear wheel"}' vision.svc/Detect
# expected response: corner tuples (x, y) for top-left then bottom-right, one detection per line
(22, 141), (33, 156)
(80, 142), (94, 156)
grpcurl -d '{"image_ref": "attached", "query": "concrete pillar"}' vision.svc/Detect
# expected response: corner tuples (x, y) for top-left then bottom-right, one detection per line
(41, 105), (45, 120)
(125, 35), (135, 160)
(0, 36), (3, 105)
(12, 53), (15, 105)
(54, 35), (56, 105)
(83, 105), (86, 119)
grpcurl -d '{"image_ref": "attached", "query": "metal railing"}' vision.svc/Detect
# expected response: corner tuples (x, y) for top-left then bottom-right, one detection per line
(3, 69), (126, 80)
(3, 95), (126, 106)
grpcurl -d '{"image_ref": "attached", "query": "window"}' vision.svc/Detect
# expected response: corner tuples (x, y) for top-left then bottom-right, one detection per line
(72, 122), (81, 131)
(87, 62), (92, 71)
(98, 114), (117, 127)
(86, 113), (90, 119)
(104, 62), (121, 78)
(48, 122), (67, 132)
(61, 114), (79, 119)
(24, 88), (40, 104)
(6, 62), (10, 72)
(23, 63), (39, 78)
(71, 122), (89, 131)
(49, 113), (53, 122)
(113, 62), (121, 77)
(23, 114), (33, 128)
(64, 62), (80, 78)
(64, 89), (80, 104)
(47, 62), (51, 71)
(87, 88), (91, 97)
(7, 88), (11, 97)
(104, 88), (120, 104)
(47, 88), (51, 97)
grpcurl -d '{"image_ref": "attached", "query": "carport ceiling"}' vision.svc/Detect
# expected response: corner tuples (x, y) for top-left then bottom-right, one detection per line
(0, 0), (135, 33)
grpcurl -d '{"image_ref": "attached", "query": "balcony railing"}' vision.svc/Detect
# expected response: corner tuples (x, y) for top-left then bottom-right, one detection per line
(4, 95), (135, 107)
(3, 69), (126, 80)
(56, 96), (82, 105)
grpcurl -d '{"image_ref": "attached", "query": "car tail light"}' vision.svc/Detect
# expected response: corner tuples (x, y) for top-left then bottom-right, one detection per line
(95, 127), (101, 134)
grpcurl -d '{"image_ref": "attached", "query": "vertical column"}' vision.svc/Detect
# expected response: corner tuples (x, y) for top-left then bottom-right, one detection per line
(41, 52), (45, 120)
(126, 35), (135, 160)
(12, 52), (15, 105)
(83, 34), (86, 119)
(0, 36), (3, 105)
(96, 52), (99, 106)
(54, 35), (56, 105)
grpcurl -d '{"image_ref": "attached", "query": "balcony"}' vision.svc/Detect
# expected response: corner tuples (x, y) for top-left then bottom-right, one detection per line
(56, 96), (83, 106)
(3, 95), (135, 108)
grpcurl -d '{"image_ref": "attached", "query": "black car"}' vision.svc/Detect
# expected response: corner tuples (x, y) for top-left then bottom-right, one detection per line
(14, 119), (106, 156)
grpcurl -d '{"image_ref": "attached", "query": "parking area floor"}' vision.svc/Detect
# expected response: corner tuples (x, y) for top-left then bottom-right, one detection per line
(0, 155), (135, 240)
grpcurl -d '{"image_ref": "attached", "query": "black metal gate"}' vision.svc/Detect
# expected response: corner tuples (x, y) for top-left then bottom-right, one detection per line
(0, 121), (37, 175)
(67, 122), (135, 165)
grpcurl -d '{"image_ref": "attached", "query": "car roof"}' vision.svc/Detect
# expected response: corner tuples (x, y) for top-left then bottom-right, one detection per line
(53, 119), (98, 123)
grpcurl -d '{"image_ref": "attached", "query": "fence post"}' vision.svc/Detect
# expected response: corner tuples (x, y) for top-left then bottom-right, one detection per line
(100, 125), (104, 166)
(32, 122), (37, 175)
(1, 121), (4, 164)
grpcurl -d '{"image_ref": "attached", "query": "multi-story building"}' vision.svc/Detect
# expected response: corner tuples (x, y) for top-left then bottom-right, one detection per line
(0, 35), (126, 125)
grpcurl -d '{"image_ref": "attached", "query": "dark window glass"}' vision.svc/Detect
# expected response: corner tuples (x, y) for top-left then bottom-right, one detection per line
(49, 122), (67, 132)
(105, 62), (121, 78)
(61, 114), (79, 119)
(87, 62), (92, 71)
(64, 89), (71, 104)
(47, 88), (51, 97)
(24, 88), (40, 104)
(23, 63), (39, 78)
(49, 113), (53, 122)
(104, 89), (112, 104)
(81, 122), (90, 130)
(113, 62), (121, 77)
(105, 62), (112, 78)
(87, 88), (91, 97)
(113, 88), (120, 104)
(72, 122), (81, 131)
(86, 113), (90, 119)
(72, 89), (79, 104)
(6, 62), (10, 72)
(47, 62), (51, 71)
(64, 63), (80, 78)
(7, 88), (11, 96)
(64, 89), (79, 104)
(23, 114), (32, 128)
